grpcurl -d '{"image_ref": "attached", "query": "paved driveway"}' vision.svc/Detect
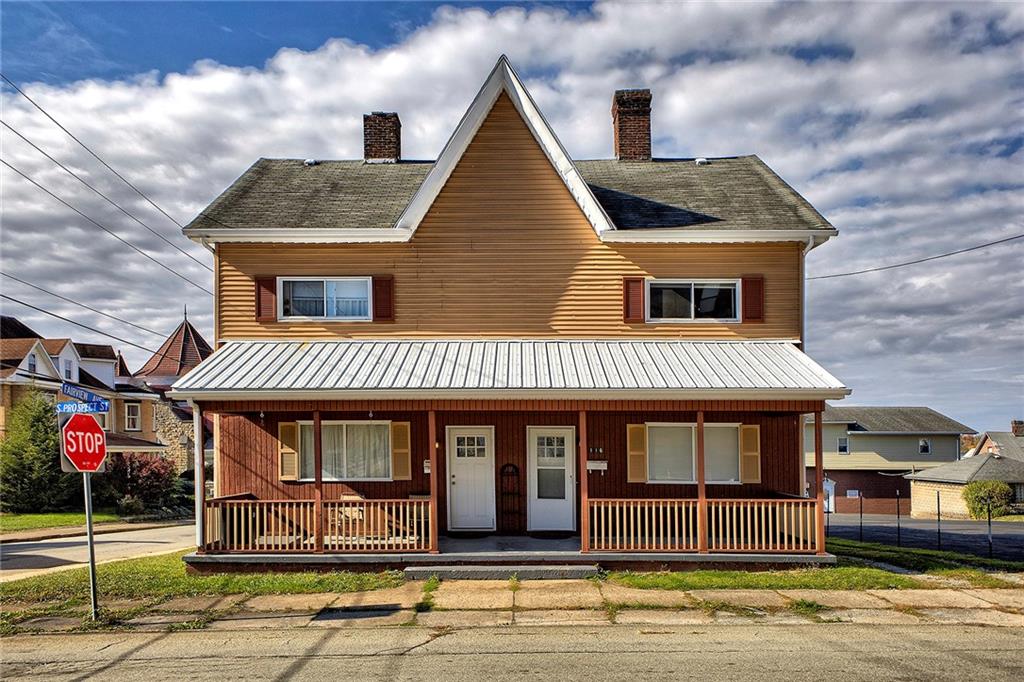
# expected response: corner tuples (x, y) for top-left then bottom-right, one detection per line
(826, 513), (1024, 561)
(0, 523), (196, 581)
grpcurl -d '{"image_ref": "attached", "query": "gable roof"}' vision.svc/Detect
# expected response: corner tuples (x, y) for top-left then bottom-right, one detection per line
(75, 343), (118, 361)
(906, 452), (1024, 485)
(135, 318), (213, 381)
(40, 338), (74, 356)
(183, 57), (836, 247)
(0, 338), (58, 380)
(116, 352), (133, 377)
(0, 316), (41, 339)
(805, 406), (974, 434)
(978, 432), (1024, 462)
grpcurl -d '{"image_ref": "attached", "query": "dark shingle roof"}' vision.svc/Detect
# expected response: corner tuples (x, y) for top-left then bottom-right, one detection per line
(980, 432), (1024, 462)
(135, 319), (213, 380)
(0, 316), (41, 339)
(906, 453), (1024, 484)
(805, 406), (974, 434)
(185, 156), (834, 233)
(74, 343), (118, 360)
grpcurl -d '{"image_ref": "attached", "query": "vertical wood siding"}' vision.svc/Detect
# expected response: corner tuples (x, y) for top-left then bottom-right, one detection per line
(216, 94), (802, 341)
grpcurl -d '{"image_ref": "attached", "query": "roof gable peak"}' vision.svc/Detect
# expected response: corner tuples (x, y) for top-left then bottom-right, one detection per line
(395, 56), (614, 237)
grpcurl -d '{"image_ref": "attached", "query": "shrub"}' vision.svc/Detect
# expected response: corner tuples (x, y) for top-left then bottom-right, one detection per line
(0, 390), (79, 512)
(98, 452), (177, 510)
(117, 494), (145, 516)
(962, 480), (1013, 519)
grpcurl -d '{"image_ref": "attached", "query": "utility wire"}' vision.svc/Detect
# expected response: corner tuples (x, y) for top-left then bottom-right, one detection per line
(1, 158), (213, 295)
(1, 293), (163, 356)
(0, 271), (165, 337)
(807, 233), (1024, 280)
(1, 120), (213, 272)
(1, 72), (186, 229)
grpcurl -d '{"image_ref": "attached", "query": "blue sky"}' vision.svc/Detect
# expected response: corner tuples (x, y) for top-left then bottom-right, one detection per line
(1, 2), (1021, 432)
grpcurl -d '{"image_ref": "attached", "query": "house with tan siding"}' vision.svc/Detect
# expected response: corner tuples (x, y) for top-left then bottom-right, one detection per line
(803, 406), (974, 514)
(171, 56), (851, 571)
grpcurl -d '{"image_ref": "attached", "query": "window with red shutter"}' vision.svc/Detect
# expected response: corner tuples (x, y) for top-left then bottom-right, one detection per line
(372, 275), (395, 322)
(741, 275), (765, 323)
(255, 277), (277, 322)
(623, 276), (645, 323)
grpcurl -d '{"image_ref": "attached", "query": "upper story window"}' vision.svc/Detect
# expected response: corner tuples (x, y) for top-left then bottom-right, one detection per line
(64, 359), (73, 380)
(647, 423), (740, 484)
(837, 437), (849, 454)
(125, 403), (141, 431)
(647, 280), (739, 323)
(919, 438), (931, 455)
(279, 277), (371, 321)
(27, 353), (37, 373)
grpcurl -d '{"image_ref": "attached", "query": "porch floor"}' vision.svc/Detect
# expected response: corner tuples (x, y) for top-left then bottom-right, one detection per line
(185, 536), (836, 573)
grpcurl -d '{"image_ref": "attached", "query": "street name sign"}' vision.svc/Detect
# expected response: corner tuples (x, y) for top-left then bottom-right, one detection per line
(56, 400), (110, 414)
(61, 383), (106, 404)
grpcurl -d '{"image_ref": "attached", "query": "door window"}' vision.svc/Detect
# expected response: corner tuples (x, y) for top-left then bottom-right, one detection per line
(535, 435), (567, 499)
(455, 435), (487, 457)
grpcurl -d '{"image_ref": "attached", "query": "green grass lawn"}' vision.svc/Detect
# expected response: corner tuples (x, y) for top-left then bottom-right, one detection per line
(0, 511), (120, 533)
(826, 537), (1024, 572)
(607, 565), (926, 591)
(0, 550), (403, 605)
(996, 515), (1024, 522)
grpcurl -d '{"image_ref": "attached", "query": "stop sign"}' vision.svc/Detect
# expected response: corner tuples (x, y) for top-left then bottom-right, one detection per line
(62, 413), (107, 472)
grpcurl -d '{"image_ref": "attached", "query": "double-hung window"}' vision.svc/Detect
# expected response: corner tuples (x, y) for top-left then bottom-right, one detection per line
(647, 423), (740, 483)
(279, 277), (371, 321)
(27, 353), (37, 374)
(837, 437), (850, 454)
(64, 360), (73, 380)
(298, 421), (391, 481)
(647, 280), (739, 322)
(125, 403), (141, 431)
(919, 438), (931, 455)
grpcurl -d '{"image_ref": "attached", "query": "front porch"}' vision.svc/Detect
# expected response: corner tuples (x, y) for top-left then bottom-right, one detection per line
(185, 399), (833, 565)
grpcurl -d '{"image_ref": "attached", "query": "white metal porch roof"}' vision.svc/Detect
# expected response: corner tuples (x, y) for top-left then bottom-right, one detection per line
(170, 339), (848, 401)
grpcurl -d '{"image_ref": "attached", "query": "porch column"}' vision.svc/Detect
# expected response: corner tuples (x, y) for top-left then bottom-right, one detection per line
(191, 401), (205, 550)
(314, 410), (324, 553)
(578, 411), (589, 553)
(696, 410), (708, 553)
(814, 410), (826, 555)
(428, 410), (439, 554)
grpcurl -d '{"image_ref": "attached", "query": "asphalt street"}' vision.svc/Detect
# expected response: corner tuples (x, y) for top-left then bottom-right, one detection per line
(0, 523), (195, 581)
(2, 624), (1023, 681)
(826, 513), (1024, 561)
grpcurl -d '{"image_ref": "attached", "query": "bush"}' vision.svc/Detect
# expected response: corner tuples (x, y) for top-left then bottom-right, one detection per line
(117, 494), (145, 516)
(0, 390), (79, 512)
(962, 480), (1013, 519)
(97, 452), (177, 511)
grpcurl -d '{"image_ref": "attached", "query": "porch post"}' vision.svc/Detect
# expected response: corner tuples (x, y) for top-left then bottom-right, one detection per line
(314, 410), (324, 553)
(428, 410), (439, 554)
(578, 410), (589, 553)
(814, 410), (826, 555)
(191, 401), (205, 550)
(696, 410), (708, 553)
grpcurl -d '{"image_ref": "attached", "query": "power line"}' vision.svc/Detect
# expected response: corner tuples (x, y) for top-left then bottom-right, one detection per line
(0, 271), (165, 337)
(1, 120), (213, 272)
(1, 72), (185, 229)
(807, 233), (1024, 280)
(1, 293), (162, 356)
(1, 158), (213, 295)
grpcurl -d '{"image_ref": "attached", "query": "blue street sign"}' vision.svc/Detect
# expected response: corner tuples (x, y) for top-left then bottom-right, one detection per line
(57, 400), (110, 414)
(62, 383), (106, 404)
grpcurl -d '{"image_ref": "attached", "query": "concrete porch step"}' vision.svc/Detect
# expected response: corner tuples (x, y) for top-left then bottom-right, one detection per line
(404, 564), (600, 580)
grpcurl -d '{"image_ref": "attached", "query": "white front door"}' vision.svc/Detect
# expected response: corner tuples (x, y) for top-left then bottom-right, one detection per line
(823, 479), (836, 513)
(446, 427), (496, 530)
(527, 426), (576, 531)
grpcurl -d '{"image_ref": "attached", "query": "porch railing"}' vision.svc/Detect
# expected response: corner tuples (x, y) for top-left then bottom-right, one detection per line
(587, 498), (821, 554)
(707, 499), (819, 553)
(588, 499), (700, 552)
(202, 498), (432, 553)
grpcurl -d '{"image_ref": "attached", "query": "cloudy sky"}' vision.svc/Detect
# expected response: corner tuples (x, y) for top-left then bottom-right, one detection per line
(1, 1), (1021, 431)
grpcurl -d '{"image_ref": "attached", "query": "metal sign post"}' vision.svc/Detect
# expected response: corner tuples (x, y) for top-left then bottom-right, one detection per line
(83, 472), (99, 620)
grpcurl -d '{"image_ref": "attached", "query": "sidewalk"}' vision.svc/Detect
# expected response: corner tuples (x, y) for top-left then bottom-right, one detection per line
(7, 581), (1023, 634)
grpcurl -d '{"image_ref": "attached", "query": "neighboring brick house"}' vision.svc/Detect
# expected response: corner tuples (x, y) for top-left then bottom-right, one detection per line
(803, 406), (973, 514)
(126, 314), (213, 472)
(906, 439), (1024, 519)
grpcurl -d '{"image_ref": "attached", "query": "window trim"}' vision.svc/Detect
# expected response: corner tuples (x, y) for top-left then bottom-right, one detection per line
(919, 438), (932, 455)
(276, 276), (373, 322)
(644, 278), (742, 324)
(296, 419), (392, 482)
(95, 411), (109, 431)
(837, 436), (850, 455)
(64, 359), (73, 380)
(27, 353), (37, 373)
(124, 403), (141, 431)
(645, 422), (742, 485)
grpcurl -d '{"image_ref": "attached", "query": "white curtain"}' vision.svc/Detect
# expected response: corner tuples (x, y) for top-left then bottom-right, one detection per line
(345, 424), (390, 478)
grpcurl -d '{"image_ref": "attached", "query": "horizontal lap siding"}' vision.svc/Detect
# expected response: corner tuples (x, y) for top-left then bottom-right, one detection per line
(217, 94), (801, 342)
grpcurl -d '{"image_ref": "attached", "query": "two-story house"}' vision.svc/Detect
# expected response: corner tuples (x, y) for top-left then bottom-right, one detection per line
(802, 406), (974, 514)
(171, 57), (849, 571)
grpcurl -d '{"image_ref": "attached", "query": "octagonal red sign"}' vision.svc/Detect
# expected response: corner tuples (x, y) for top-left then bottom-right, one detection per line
(62, 413), (107, 472)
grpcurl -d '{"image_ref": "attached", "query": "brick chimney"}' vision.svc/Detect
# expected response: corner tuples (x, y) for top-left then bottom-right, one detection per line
(612, 89), (652, 161)
(1012, 420), (1024, 437)
(363, 112), (401, 163)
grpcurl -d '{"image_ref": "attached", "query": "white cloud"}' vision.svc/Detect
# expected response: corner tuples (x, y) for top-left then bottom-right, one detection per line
(1, 1), (1020, 430)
